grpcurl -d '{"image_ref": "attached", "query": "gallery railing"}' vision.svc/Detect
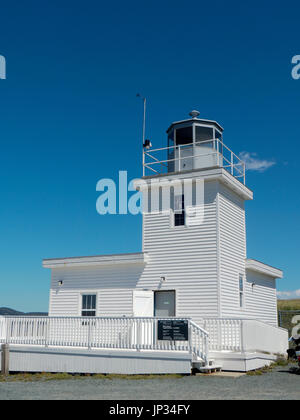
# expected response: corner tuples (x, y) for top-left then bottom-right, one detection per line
(143, 139), (246, 184)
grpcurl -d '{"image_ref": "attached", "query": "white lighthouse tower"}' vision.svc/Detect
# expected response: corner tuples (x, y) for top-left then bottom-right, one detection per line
(138, 111), (281, 326)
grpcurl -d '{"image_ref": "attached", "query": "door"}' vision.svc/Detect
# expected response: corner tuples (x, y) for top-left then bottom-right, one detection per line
(132, 290), (154, 346)
(132, 290), (154, 317)
(154, 291), (176, 317)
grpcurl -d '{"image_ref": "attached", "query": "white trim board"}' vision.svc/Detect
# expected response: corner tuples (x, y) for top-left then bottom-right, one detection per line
(245, 259), (283, 279)
(43, 252), (149, 269)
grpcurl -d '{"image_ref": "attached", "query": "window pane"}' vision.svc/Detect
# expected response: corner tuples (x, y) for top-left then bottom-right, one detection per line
(175, 126), (193, 145)
(82, 294), (96, 312)
(239, 292), (243, 308)
(82, 310), (96, 317)
(154, 291), (175, 317)
(195, 126), (213, 142)
(239, 276), (244, 291)
(174, 195), (183, 212)
(215, 130), (222, 140)
(92, 295), (96, 310)
(175, 212), (185, 226)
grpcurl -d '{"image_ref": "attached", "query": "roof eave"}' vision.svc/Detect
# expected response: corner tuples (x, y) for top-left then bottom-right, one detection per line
(43, 252), (148, 269)
(166, 118), (224, 133)
(246, 259), (283, 279)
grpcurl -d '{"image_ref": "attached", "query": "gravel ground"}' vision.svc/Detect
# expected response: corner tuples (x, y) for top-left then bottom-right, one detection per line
(0, 364), (299, 400)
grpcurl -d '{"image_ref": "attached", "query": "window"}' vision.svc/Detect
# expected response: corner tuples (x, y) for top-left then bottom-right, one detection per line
(239, 275), (244, 308)
(175, 126), (193, 145)
(81, 294), (96, 317)
(195, 126), (214, 142)
(174, 194), (185, 226)
(154, 291), (176, 317)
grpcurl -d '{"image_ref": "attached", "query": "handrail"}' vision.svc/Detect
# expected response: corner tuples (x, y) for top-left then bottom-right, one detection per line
(0, 315), (191, 320)
(0, 316), (208, 362)
(0, 316), (288, 359)
(143, 138), (246, 184)
(202, 317), (288, 354)
(189, 320), (209, 364)
(189, 320), (209, 336)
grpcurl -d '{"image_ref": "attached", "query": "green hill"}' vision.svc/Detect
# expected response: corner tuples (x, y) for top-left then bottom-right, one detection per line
(0, 307), (48, 316)
(277, 299), (300, 311)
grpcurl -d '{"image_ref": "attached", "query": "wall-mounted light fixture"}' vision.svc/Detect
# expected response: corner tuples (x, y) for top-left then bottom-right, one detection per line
(160, 276), (166, 282)
(143, 139), (152, 149)
(58, 280), (63, 286)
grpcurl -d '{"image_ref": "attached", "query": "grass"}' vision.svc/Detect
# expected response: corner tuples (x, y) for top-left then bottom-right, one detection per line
(0, 372), (184, 382)
(278, 299), (300, 311)
(277, 299), (300, 337)
(246, 357), (291, 376)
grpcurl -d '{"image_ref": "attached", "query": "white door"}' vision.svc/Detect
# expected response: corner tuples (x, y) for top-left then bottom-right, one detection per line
(132, 290), (154, 347)
(133, 290), (154, 317)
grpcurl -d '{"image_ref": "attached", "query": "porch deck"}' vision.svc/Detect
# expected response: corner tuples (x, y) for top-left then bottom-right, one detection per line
(0, 316), (288, 373)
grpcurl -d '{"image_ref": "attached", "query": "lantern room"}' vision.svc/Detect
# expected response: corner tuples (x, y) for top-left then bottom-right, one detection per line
(166, 110), (224, 172)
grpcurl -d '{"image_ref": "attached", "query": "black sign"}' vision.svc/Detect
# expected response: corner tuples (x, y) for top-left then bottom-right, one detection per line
(157, 320), (189, 341)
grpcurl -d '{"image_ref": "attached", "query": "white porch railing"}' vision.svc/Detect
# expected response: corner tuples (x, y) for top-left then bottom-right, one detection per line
(0, 316), (288, 360)
(240, 319), (288, 355)
(203, 318), (242, 352)
(202, 318), (288, 355)
(0, 316), (209, 363)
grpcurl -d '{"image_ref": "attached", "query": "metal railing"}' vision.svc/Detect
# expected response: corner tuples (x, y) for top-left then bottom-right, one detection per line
(0, 316), (209, 363)
(143, 139), (246, 184)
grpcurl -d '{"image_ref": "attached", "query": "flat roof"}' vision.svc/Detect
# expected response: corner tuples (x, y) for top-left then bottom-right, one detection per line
(138, 167), (253, 201)
(43, 252), (148, 269)
(246, 259), (283, 279)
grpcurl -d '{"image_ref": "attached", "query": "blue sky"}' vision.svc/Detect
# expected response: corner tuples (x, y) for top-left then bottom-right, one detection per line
(0, 0), (299, 311)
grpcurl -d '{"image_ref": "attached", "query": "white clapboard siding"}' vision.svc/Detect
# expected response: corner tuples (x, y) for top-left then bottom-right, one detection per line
(49, 264), (144, 317)
(138, 180), (219, 325)
(218, 183), (246, 318)
(48, 176), (280, 329)
(245, 270), (278, 326)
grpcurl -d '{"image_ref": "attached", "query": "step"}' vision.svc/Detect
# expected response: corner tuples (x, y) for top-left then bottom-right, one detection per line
(192, 359), (222, 374)
(196, 364), (222, 374)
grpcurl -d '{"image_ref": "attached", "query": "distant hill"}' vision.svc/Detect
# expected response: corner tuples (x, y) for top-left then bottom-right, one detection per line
(0, 307), (48, 316)
(278, 299), (300, 311)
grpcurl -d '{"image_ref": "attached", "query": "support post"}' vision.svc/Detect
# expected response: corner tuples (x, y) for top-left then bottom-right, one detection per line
(240, 320), (244, 353)
(88, 320), (92, 350)
(1, 344), (9, 375)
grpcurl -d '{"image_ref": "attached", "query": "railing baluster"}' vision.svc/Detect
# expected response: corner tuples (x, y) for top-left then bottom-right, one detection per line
(1, 315), (211, 366)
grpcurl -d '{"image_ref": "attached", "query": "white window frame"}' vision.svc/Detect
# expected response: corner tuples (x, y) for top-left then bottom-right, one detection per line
(239, 274), (245, 309)
(172, 194), (186, 228)
(79, 292), (98, 317)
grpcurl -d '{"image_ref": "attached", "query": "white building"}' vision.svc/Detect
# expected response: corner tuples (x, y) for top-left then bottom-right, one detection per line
(46, 113), (283, 324)
(0, 111), (288, 373)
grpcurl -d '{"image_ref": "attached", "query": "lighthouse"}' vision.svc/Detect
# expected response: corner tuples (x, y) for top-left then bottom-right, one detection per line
(42, 110), (285, 373)
(137, 111), (276, 324)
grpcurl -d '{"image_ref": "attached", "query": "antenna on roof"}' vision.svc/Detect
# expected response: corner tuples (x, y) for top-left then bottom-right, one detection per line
(136, 93), (147, 146)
